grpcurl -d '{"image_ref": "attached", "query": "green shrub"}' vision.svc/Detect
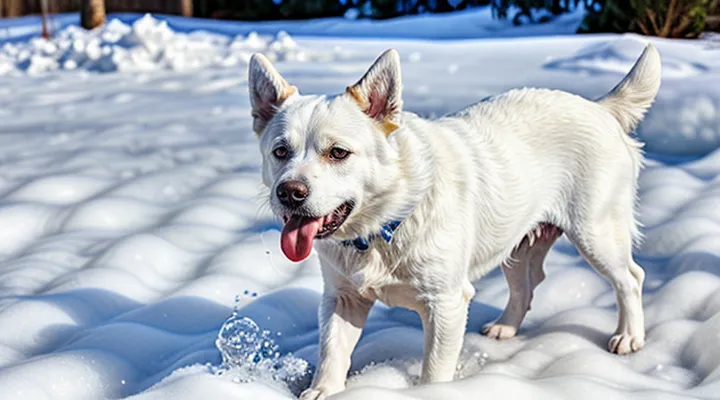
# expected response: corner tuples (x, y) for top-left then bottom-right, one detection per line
(492, 0), (712, 38)
(580, 0), (710, 38)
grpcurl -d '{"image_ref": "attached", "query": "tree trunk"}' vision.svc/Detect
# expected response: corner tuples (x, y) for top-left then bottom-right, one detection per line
(180, 0), (193, 17)
(708, 16), (720, 32)
(5, 0), (22, 17)
(81, 0), (106, 30)
(40, 0), (50, 38)
(710, 0), (720, 32)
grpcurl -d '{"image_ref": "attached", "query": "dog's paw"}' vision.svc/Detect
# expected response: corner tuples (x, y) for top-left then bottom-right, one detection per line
(608, 333), (645, 354)
(482, 323), (518, 339)
(299, 388), (329, 400)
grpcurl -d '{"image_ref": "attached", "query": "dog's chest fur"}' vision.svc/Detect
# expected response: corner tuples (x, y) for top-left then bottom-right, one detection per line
(317, 238), (476, 310)
(316, 240), (418, 305)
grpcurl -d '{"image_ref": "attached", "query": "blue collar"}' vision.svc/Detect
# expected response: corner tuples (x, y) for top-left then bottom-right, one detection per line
(340, 220), (402, 252)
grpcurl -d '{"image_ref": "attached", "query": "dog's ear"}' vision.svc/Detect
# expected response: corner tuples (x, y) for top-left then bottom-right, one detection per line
(345, 49), (403, 136)
(248, 53), (298, 135)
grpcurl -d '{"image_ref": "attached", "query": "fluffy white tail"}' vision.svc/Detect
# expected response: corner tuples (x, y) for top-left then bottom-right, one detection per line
(597, 43), (662, 134)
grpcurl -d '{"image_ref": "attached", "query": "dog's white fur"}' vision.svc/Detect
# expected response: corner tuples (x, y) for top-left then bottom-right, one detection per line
(249, 44), (662, 399)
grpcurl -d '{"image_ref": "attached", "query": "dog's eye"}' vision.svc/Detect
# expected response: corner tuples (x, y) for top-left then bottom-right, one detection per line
(329, 147), (350, 160)
(273, 146), (289, 159)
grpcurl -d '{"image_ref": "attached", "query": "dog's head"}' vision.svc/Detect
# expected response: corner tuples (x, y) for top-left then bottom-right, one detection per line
(249, 49), (406, 262)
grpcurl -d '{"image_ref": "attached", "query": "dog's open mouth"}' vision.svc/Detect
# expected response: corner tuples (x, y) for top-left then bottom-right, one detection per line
(280, 201), (354, 262)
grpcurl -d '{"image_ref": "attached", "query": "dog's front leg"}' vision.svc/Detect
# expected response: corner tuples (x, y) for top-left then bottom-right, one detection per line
(419, 291), (470, 384)
(300, 289), (374, 400)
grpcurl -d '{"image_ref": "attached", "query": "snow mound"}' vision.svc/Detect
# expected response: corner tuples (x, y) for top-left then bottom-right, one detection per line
(640, 93), (720, 156)
(543, 36), (709, 78)
(0, 14), (324, 75)
(541, 35), (720, 156)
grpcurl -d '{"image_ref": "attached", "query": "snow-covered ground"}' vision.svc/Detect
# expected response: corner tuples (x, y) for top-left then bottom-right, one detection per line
(0, 10), (719, 400)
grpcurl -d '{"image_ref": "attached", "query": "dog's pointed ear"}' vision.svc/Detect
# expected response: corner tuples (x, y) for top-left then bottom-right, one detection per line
(345, 49), (403, 136)
(248, 53), (298, 135)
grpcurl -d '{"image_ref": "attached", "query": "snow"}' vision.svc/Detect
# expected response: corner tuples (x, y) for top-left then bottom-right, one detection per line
(0, 9), (719, 400)
(0, 15), (327, 75)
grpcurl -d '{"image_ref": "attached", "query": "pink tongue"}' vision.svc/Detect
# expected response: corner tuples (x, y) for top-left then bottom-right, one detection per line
(280, 216), (323, 262)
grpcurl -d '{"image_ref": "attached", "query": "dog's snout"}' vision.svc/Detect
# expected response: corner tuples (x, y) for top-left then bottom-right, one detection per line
(276, 180), (309, 208)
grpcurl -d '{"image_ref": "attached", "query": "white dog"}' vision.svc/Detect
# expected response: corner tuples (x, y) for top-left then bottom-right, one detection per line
(248, 43), (661, 399)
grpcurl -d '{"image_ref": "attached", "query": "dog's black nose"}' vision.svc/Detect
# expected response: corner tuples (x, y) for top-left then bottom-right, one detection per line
(276, 180), (309, 208)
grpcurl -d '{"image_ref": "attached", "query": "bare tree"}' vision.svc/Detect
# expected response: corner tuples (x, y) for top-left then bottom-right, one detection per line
(81, 0), (106, 30)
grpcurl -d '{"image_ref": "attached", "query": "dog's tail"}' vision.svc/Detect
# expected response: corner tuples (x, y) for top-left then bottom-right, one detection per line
(597, 43), (662, 134)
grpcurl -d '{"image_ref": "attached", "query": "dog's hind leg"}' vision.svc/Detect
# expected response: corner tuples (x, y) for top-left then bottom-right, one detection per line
(566, 214), (645, 355)
(483, 224), (561, 339)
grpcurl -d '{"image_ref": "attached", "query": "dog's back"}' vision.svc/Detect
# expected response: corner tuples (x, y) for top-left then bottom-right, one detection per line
(398, 43), (662, 277)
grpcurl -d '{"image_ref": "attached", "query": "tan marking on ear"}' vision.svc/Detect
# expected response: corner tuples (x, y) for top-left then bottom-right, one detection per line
(347, 86), (399, 136)
(345, 85), (370, 110)
(381, 120), (399, 136)
(280, 85), (298, 102)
